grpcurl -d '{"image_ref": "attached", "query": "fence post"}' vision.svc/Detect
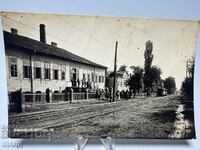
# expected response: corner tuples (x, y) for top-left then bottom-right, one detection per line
(46, 88), (50, 103)
(109, 87), (113, 102)
(86, 89), (89, 100)
(70, 88), (73, 103)
(21, 92), (26, 112)
(32, 93), (35, 103)
(42, 93), (44, 103)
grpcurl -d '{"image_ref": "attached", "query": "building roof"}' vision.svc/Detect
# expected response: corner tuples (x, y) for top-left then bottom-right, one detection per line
(3, 31), (107, 69)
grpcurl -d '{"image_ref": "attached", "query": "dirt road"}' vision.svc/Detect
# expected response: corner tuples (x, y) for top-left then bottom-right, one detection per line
(9, 94), (195, 139)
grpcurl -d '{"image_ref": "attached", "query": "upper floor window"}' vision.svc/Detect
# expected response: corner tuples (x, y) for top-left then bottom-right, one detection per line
(9, 57), (18, 77)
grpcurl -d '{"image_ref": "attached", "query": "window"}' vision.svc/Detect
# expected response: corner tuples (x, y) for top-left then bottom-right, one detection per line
(44, 63), (51, 79)
(61, 65), (66, 80)
(53, 64), (59, 80)
(45, 68), (50, 79)
(54, 69), (58, 80)
(34, 61), (41, 79)
(83, 73), (86, 80)
(61, 71), (65, 80)
(99, 76), (101, 82)
(23, 66), (31, 78)
(35, 67), (41, 79)
(102, 76), (104, 82)
(92, 73), (94, 82)
(9, 57), (18, 77)
(87, 74), (90, 81)
(95, 75), (98, 82)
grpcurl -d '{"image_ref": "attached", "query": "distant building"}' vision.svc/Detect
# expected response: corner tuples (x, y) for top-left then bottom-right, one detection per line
(106, 71), (130, 91)
(152, 79), (167, 96)
(4, 24), (107, 93)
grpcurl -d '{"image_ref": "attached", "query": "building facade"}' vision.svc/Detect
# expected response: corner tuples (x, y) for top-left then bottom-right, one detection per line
(106, 71), (129, 92)
(4, 25), (107, 93)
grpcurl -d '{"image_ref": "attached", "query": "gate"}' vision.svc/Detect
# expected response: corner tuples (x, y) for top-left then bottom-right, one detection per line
(8, 91), (22, 113)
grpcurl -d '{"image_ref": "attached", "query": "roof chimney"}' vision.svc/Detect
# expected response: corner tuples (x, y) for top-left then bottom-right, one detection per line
(11, 28), (18, 34)
(51, 42), (57, 47)
(39, 24), (46, 43)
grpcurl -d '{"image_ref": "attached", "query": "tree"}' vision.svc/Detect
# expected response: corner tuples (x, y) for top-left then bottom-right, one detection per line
(149, 65), (162, 91)
(118, 65), (127, 72)
(148, 65), (162, 92)
(181, 56), (195, 99)
(127, 66), (143, 97)
(187, 56), (195, 79)
(164, 76), (176, 94)
(149, 66), (161, 81)
(144, 40), (154, 97)
(181, 77), (193, 98)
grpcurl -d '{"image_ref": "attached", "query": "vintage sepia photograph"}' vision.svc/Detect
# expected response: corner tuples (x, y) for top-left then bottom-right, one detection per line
(1, 12), (199, 139)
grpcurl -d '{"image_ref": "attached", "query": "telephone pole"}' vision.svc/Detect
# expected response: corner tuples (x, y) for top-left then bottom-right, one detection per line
(113, 41), (118, 102)
(186, 60), (188, 78)
(29, 53), (33, 92)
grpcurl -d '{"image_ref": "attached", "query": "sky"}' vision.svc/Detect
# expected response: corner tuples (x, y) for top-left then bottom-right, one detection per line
(1, 12), (199, 89)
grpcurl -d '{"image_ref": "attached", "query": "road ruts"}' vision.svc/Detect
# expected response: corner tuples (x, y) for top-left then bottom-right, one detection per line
(9, 99), (130, 130)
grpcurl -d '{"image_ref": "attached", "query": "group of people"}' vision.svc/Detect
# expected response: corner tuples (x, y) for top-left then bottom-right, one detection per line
(71, 78), (92, 89)
(119, 90), (131, 99)
(95, 88), (131, 101)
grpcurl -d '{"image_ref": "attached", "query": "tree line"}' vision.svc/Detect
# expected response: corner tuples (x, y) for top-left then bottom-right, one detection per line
(126, 40), (176, 97)
(180, 56), (195, 99)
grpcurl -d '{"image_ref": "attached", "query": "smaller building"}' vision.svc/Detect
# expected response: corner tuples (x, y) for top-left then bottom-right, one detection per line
(106, 71), (130, 92)
(152, 79), (167, 96)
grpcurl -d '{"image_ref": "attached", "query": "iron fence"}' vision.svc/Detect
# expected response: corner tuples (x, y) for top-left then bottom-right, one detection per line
(23, 93), (46, 103)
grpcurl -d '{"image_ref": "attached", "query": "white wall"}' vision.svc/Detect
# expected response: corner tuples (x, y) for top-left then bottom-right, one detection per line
(6, 47), (106, 92)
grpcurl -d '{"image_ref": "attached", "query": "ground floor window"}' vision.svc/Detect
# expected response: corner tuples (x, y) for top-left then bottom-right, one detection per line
(45, 68), (50, 79)
(92, 73), (94, 82)
(35, 67), (41, 79)
(10, 64), (18, 77)
(95, 75), (98, 82)
(83, 73), (86, 80)
(102, 76), (104, 82)
(61, 71), (65, 80)
(23, 65), (31, 78)
(9, 57), (18, 77)
(87, 74), (90, 81)
(54, 69), (59, 80)
(99, 76), (101, 82)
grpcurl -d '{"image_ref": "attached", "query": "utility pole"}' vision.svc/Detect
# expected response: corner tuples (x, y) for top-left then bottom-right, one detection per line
(30, 53), (33, 92)
(186, 60), (188, 78)
(113, 41), (118, 102)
